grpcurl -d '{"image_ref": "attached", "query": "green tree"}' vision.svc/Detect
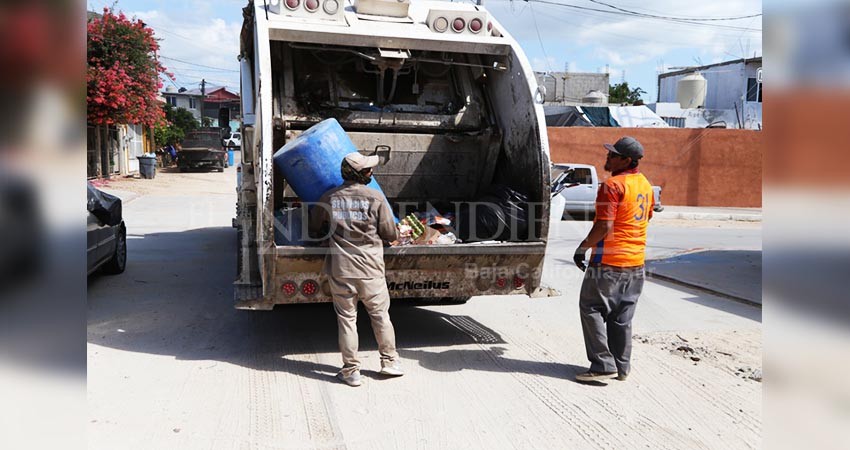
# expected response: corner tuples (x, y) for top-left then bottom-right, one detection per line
(608, 82), (646, 105)
(154, 103), (199, 146)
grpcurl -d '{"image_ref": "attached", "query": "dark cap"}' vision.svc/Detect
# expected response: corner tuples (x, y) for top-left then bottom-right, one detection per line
(603, 136), (644, 160)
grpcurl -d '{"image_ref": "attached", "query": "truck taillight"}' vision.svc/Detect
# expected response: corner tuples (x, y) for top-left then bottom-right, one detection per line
(495, 277), (507, 289)
(487, 21), (492, 32)
(513, 276), (525, 289)
(301, 280), (319, 296)
(433, 16), (448, 32)
(305, 0), (319, 12)
(452, 18), (465, 33)
(282, 281), (298, 297)
(469, 18), (482, 33)
(323, 0), (339, 14)
(285, 0), (300, 10)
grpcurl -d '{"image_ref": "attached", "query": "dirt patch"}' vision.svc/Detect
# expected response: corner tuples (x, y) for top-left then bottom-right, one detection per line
(635, 329), (762, 382)
(94, 168), (236, 197)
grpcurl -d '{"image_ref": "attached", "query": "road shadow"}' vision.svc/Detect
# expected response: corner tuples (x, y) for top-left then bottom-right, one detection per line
(550, 253), (762, 322)
(88, 227), (588, 384)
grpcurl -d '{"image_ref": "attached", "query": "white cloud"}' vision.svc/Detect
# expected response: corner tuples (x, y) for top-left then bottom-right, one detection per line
(131, 8), (242, 90)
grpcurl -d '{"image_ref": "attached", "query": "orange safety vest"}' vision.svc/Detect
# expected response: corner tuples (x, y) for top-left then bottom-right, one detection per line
(590, 168), (653, 267)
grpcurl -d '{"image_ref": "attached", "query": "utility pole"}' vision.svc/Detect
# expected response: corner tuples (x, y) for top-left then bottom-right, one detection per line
(200, 79), (206, 126)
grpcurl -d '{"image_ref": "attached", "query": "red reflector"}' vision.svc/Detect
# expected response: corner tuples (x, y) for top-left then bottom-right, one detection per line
(469, 18), (482, 32)
(282, 281), (298, 297)
(453, 18), (465, 32)
(495, 277), (507, 288)
(285, 0), (300, 10)
(301, 280), (319, 296)
(513, 276), (525, 288)
(305, 0), (319, 11)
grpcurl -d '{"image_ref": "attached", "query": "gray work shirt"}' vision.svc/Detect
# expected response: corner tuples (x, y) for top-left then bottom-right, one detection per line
(309, 181), (398, 279)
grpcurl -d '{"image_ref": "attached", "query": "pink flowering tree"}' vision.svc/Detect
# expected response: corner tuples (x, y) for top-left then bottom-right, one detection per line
(87, 8), (172, 175)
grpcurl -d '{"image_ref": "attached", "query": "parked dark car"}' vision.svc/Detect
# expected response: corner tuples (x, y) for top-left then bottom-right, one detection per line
(178, 130), (228, 172)
(87, 183), (126, 276)
(0, 173), (42, 284)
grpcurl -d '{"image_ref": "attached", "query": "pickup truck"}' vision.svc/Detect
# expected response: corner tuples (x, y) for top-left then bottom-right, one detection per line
(178, 130), (228, 172)
(552, 163), (663, 220)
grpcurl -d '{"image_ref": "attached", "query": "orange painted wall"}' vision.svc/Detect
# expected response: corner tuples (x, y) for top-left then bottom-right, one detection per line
(547, 128), (763, 207)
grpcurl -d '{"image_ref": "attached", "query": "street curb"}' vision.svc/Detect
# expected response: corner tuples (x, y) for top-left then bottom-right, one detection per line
(646, 271), (762, 308)
(659, 212), (762, 222)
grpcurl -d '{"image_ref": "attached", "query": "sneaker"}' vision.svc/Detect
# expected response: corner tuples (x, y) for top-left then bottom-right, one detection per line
(379, 362), (404, 377)
(617, 373), (629, 381)
(575, 370), (618, 382)
(337, 370), (362, 387)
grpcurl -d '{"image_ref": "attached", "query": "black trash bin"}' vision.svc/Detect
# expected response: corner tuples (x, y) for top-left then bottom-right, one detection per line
(138, 155), (156, 179)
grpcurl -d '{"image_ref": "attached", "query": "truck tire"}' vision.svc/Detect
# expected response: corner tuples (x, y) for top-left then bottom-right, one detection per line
(102, 225), (127, 275)
(440, 297), (470, 305)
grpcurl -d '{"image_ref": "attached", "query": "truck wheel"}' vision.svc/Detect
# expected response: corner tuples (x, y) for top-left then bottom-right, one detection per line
(102, 225), (127, 275)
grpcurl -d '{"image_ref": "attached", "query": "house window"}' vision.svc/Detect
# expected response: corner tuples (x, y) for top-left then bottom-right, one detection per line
(746, 77), (762, 103)
(167, 96), (177, 106)
(189, 97), (197, 109)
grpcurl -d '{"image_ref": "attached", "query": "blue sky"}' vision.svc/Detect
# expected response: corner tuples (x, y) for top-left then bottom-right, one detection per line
(89, 0), (762, 101)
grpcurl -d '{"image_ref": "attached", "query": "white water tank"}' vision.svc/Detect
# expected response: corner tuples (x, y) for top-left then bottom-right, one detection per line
(582, 90), (606, 104)
(165, 85), (177, 93)
(677, 72), (707, 109)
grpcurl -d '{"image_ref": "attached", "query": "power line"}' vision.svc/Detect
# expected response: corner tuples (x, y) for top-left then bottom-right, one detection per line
(585, 0), (762, 22)
(529, 3), (554, 73)
(522, 0), (761, 32)
(160, 55), (239, 72)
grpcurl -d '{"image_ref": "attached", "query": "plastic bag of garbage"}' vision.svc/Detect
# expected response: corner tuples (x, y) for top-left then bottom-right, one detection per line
(456, 185), (530, 242)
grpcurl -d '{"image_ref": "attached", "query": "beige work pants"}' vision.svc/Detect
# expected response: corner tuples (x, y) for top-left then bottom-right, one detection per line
(328, 277), (398, 376)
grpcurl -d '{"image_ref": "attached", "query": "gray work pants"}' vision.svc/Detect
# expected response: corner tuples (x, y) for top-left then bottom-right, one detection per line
(579, 264), (645, 375)
(328, 277), (399, 377)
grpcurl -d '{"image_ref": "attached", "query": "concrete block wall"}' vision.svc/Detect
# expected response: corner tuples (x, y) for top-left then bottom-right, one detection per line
(547, 127), (762, 207)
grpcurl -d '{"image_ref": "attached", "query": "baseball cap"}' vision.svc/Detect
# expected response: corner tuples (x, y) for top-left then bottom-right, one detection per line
(603, 136), (644, 160)
(343, 152), (380, 171)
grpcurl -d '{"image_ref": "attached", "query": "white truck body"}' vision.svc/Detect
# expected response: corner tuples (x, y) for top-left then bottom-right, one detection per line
(234, 0), (551, 308)
(552, 163), (663, 220)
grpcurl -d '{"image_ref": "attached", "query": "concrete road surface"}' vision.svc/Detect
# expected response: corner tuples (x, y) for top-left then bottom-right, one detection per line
(88, 168), (762, 449)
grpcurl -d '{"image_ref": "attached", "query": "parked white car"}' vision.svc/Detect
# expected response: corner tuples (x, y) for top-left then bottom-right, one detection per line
(224, 131), (241, 148)
(552, 163), (663, 220)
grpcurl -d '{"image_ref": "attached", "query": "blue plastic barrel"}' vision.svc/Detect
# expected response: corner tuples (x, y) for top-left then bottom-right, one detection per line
(227, 149), (235, 167)
(273, 118), (397, 221)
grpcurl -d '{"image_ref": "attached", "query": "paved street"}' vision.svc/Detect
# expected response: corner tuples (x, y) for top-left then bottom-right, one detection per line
(88, 167), (762, 449)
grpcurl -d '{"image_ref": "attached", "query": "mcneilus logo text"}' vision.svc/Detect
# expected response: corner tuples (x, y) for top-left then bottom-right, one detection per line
(387, 281), (451, 291)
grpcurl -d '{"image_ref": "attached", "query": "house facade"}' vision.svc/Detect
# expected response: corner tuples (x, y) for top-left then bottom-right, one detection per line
(654, 57), (762, 129)
(161, 85), (241, 130)
(534, 72), (610, 105)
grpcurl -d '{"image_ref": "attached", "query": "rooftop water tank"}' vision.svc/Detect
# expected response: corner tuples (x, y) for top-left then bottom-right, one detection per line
(165, 85), (177, 93)
(677, 72), (707, 109)
(582, 90), (606, 104)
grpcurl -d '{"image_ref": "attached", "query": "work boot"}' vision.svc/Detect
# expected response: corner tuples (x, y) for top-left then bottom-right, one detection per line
(337, 370), (362, 387)
(617, 372), (629, 381)
(379, 362), (404, 377)
(575, 370), (617, 382)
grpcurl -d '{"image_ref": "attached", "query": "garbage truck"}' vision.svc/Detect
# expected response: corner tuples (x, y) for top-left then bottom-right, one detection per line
(234, 0), (551, 309)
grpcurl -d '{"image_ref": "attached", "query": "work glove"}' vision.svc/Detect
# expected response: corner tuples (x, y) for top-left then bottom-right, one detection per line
(573, 247), (587, 272)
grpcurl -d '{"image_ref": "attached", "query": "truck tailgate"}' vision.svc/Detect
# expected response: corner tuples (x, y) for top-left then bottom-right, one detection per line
(266, 242), (546, 303)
